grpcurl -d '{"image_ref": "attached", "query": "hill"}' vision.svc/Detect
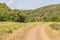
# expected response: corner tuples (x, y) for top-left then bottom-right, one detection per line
(0, 3), (60, 22)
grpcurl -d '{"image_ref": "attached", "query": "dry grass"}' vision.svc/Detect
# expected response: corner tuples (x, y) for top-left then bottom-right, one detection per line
(45, 22), (60, 40)
(0, 22), (40, 40)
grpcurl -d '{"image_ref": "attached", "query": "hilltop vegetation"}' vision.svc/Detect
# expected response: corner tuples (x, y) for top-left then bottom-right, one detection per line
(0, 3), (60, 22)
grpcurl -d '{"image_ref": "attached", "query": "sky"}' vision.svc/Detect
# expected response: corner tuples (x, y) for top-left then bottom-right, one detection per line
(0, 0), (60, 10)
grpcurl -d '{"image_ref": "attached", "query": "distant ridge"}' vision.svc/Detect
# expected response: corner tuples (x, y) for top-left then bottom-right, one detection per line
(0, 3), (60, 22)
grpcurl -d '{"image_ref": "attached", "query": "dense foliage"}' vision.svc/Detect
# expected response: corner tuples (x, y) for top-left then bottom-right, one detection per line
(0, 3), (60, 22)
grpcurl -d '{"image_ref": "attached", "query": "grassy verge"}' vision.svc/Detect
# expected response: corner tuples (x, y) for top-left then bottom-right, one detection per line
(0, 22), (26, 33)
(0, 22), (39, 33)
(0, 22), (40, 40)
(45, 23), (60, 40)
(50, 23), (60, 30)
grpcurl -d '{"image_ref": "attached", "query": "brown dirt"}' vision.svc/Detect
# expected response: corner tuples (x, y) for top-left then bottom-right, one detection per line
(45, 23), (60, 40)
(23, 22), (52, 40)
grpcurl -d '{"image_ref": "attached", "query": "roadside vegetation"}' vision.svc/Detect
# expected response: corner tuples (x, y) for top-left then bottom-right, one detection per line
(50, 23), (60, 30)
(0, 22), (39, 33)
(0, 22), (26, 33)
(45, 23), (60, 40)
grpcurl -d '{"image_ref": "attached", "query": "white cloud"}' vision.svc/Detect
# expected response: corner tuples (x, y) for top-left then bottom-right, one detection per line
(8, 0), (14, 5)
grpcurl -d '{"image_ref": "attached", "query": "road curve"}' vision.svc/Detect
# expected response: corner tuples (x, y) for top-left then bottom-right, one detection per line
(23, 23), (52, 40)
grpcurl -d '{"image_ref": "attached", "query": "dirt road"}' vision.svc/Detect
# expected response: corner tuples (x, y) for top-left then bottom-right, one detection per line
(5, 22), (53, 40)
(23, 23), (52, 40)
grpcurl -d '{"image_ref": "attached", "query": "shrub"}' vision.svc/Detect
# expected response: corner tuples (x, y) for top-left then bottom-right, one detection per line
(50, 23), (60, 30)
